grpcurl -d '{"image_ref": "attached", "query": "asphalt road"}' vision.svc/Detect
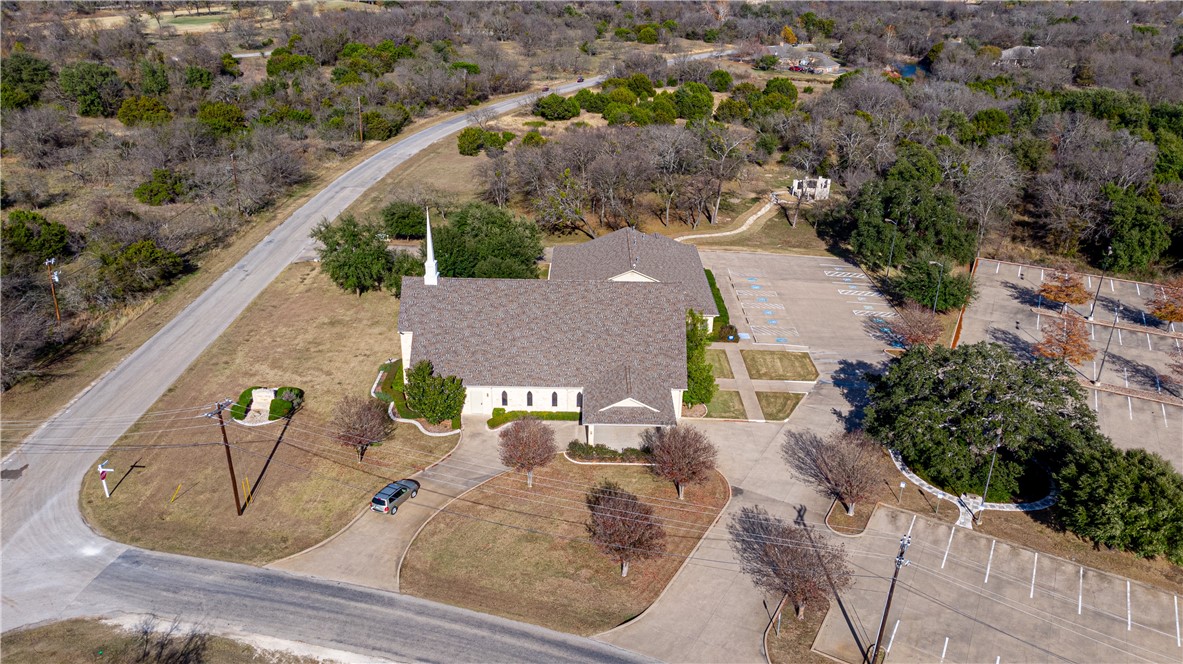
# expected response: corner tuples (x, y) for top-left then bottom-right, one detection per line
(78, 549), (652, 664)
(1, 50), (729, 656)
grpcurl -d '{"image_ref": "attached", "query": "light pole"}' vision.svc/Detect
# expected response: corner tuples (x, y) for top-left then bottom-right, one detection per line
(976, 436), (1001, 524)
(1093, 300), (1122, 385)
(884, 217), (898, 273)
(1087, 246), (1114, 321)
(928, 260), (944, 314)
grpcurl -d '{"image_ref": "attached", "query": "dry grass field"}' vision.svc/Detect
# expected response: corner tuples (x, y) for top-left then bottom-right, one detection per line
(400, 457), (729, 635)
(0, 618), (323, 664)
(79, 264), (456, 565)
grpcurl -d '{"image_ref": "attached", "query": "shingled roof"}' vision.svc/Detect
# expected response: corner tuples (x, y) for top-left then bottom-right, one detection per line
(399, 277), (688, 425)
(549, 228), (718, 317)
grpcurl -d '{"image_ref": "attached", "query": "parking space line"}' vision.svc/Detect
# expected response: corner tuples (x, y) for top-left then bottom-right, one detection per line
(1088, 275), (1093, 289)
(941, 637), (949, 660)
(1163, 404), (1169, 428)
(985, 540), (996, 583)
(1118, 327), (1123, 345)
(995, 261), (1000, 274)
(1040, 269), (1045, 282)
(1030, 553), (1038, 598)
(1174, 595), (1179, 647)
(1110, 278), (1116, 293)
(886, 619), (900, 653)
(942, 528), (955, 568)
(1078, 566), (1084, 614)
(1129, 397), (1133, 420)
(1137, 283), (1141, 296)
(1128, 580), (1132, 631)
(1036, 312), (1040, 330)
(1147, 333), (1153, 350)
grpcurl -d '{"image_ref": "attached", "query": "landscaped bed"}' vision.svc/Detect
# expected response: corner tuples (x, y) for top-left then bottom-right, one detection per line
(755, 392), (803, 421)
(487, 408), (580, 429)
(374, 360), (461, 431)
(79, 265), (458, 565)
(400, 456), (729, 635)
(705, 348), (733, 379)
(741, 350), (819, 381)
(704, 390), (746, 419)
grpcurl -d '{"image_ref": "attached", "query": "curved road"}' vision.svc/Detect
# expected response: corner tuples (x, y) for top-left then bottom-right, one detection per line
(1, 51), (728, 658)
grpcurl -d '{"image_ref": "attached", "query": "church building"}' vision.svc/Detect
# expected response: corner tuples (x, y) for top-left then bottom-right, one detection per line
(398, 219), (717, 448)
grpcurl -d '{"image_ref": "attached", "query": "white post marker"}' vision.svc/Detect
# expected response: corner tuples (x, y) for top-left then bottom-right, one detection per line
(97, 460), (112, 498)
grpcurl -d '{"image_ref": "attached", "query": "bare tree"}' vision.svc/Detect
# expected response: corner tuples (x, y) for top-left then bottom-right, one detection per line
(697, 123), (751, 224)
(885, 300), (943, 349)
(466, 106), (497, 131)
(332, 395), (393, 461)
(956, 145), (1020, 248)
(586, 480), (666, 577)
(782, 430), (879, 516)
(498, 417), (556, 488)
(645, 424), (717, 499)
(728, 505), (853, 619)
(478, 154), (512, 208)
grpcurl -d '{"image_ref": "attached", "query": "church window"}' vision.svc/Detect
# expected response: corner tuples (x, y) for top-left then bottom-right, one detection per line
(501, 391), (508, 406)
(576, 392), (583, 407)
(527, 391), (533, 407)
(552, 392), (558, 407)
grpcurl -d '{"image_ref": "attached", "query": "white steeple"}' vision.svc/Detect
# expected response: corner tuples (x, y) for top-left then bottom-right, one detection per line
(423, 206), (438, 286)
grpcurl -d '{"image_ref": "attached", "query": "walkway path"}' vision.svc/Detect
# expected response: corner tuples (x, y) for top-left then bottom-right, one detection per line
(678, 197), (777, 243)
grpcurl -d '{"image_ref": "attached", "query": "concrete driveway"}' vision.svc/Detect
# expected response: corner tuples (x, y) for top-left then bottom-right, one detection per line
(269, 418), (585, 592)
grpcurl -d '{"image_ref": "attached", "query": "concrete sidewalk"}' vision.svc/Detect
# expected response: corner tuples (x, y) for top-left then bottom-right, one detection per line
(267, 417), (520, 591)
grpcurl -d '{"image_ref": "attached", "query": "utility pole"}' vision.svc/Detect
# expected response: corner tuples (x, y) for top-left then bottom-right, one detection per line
(1087, 246), (1114, 320)
(357, 96), (364, 142)
(871, 533), (912, 663)
(44, 258), (61, 329)
(208, 400), (242, 516)
(976, 430), (1003, 523)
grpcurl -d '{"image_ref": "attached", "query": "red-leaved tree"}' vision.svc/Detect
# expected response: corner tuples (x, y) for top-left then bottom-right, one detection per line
(332, 395), (393, 461)
(1039, 267), (1090, 313)
(586, 481), (666, 577)
(646, 424), (718, 499)
(886, 300), (943, 348)
(1149, 276), (1183, 326)
(782, 430), (879, 516)
(1034, 311), (1095, 365)
(728, 506), (853, 620)
(497, 417), (556, 488)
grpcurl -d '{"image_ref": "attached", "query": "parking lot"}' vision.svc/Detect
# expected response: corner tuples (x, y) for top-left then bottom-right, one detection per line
(814, 507), (1183, 664)
(960, 259), (1183, 472)
(700, 252), (894, 354)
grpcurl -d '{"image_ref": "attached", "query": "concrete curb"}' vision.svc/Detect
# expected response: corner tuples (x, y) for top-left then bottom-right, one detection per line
(561, 452), (653, 466)
(822, 499), (868, 539)
(393, 415), (461, 437)
(761, 595), (788, 664)
(395, 463), (508, 590)
(593, 470), (733, 640)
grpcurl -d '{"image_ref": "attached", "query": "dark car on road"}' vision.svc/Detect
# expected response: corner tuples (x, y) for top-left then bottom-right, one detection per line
(371, 479), (420, 515)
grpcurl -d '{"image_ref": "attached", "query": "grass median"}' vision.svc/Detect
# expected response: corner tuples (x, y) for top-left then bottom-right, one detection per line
(80, 264), (456, 565)
(400, 456), (729, 635)
(741, 350), (819, 381)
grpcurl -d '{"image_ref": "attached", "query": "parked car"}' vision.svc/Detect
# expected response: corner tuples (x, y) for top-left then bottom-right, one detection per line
(541, 85), (550, 91)
(789, 66), (803, 72)
(371, 479), (420, 515)
(577, 76), (584, 82)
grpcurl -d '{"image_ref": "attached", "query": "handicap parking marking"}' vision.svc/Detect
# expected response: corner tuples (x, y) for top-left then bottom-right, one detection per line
(838, 289), (883, 297)
(824, 270), (869, 279)
(854, 310), (897, 317)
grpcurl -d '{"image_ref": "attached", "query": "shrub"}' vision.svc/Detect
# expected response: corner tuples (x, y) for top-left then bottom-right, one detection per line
(118, 96), (172, 126)
(184, 66), (213, 90)
(197, 102), (247, 135)
(707, 69), (733, 92)
(534, 93), (581, 121)
(521, 130), (547, 147)
(0, 52), (54, 110)
(405, 360), (466, 424)
(269, 398), (294, 420)
(487, 408), (580, 428)
(381, 201), (426, 239)
(133, 169), (187, 206)
(59, 61), (122, 117)
(266, 47), (316, 77)
(2, 209), (70, 263)
(566, 440), (652, 463)
(276, 386), (305, 408)
(704, 269), (730, 328)
(231, 386), (260, 420)
(457, 126), (486, 156)
(637, 26), (658, 44)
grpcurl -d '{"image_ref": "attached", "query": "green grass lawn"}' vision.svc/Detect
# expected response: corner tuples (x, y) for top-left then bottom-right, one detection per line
(741, 350), (819, 381)
(705, 390), (746, 419)
(705, 349), (734, 379)
(756, 392), (804, 421)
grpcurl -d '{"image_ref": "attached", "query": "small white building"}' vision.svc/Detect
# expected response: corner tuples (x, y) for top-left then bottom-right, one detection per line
(398, 225), (718, 449)
(790, 177), (831, 201)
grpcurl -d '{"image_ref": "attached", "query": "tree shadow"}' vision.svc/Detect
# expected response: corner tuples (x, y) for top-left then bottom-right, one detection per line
(1102, 352), (1163, 391)
(860, 318), (903, 347)
(1, 464), (29, 481)
(829, 359), (881, 432)
(987, 327), (1035, 359)
(1001, 281), (1044, 309)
